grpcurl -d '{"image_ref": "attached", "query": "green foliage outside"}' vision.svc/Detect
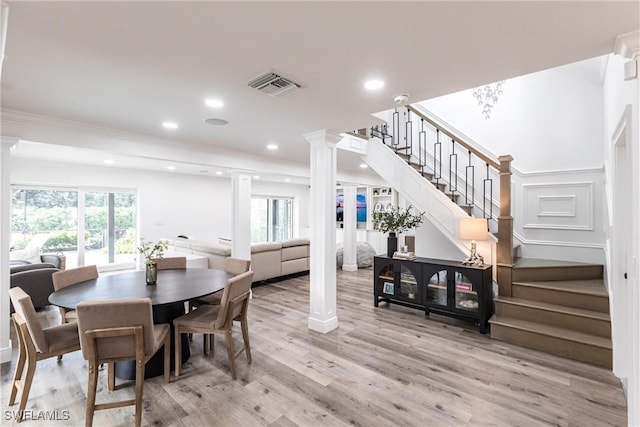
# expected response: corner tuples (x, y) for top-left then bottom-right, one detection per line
(115, 229), (137, 254)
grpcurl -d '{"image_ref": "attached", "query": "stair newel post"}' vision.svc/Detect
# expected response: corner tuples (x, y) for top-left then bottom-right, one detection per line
(497, 155), (514, 298)
(465, 150), (474, 208)
(449, 140), (458, 201)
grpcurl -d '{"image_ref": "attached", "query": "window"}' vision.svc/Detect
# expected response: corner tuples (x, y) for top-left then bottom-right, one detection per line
(11, 186), (137, 270)
(250, 197), (292, 243)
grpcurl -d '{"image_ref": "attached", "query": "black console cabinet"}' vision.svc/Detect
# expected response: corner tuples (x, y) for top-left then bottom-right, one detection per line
(374, 255), (493, 333)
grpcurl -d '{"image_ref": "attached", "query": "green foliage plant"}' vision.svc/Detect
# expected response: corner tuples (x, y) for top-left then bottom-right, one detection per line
(372, 205), (424, 235)
(137, 239), (169, 264)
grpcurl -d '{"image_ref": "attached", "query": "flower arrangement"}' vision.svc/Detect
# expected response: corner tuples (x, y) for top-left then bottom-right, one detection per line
(372, 205), (424, 235)
(137, 239), (168, 264)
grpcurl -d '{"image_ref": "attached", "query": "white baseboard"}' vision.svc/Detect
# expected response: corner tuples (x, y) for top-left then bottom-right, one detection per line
(0, 343), (12, 364)
(308, 316), (339, 334)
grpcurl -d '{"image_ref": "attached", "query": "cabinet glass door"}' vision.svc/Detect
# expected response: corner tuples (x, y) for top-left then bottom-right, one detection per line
(378, 264), (396, 296)
(398, 265), (419, 302)
(426, 269), (448, 307)
(454, 271), (479, 313)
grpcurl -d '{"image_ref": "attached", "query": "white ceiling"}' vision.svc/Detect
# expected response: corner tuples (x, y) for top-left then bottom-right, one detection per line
(1, 1), (638, 180)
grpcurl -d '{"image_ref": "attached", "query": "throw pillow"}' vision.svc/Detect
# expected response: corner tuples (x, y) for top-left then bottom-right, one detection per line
(9, 246), (41, 264)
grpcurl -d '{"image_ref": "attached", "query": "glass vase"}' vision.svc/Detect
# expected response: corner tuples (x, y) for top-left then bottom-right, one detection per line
(146, 261), (158, 285)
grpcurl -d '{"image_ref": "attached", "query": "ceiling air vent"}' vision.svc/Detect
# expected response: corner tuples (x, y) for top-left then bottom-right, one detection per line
(248, 72), (301, 98)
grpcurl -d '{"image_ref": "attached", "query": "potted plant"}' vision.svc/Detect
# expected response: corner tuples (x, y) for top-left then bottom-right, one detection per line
(372, 205), (424, 257)
(137, 239), (168, 285)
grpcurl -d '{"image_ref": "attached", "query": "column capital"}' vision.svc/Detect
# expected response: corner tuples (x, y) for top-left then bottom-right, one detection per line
(615, 30), (640, 60)
(303, 130), (342, 146)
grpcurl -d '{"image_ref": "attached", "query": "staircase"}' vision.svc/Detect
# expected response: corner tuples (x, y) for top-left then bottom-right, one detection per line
(360, 105), (611, 369)
(490, 258), (611, 368)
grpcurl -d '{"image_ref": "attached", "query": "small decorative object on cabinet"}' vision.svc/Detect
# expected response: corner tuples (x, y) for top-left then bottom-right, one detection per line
(373, 255), (493, 333)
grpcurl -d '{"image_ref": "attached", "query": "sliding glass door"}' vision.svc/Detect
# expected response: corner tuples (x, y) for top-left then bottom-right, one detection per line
(250, 196), (293, 243)
(11, 186), (137, 270)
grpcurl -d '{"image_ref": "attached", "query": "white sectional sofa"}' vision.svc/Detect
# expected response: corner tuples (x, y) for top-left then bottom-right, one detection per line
(165, 237), (309, 282)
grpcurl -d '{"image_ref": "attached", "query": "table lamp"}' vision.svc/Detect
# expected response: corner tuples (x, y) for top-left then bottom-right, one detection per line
(459, 217), (488, 267)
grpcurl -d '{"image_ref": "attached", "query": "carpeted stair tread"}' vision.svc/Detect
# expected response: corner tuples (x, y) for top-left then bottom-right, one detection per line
(513, 258), (602, 269)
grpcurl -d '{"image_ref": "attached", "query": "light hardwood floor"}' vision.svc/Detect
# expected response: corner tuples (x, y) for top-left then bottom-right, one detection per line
(1, 268), (627, 426)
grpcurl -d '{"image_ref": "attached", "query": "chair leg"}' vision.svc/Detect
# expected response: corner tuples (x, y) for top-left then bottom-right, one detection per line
(85, 361), (99, 427)
(174, 326), (182, 377)
(134, 357), (144, 427)
(224, 330), (236, 380)
(241, 318), (252, 365)
(107, 362), (115, 391)
(203, 334), (208, 356)
(16, 351), (37, 422)
(163, 335), (170, 384)
(8, 336), (26, 406)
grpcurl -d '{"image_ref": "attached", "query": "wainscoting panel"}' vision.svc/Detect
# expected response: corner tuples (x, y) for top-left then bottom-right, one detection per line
(523, 182), (594, 230)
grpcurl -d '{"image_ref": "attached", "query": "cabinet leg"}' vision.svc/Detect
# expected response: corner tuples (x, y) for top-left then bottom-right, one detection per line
(425, 309), (429, 318)
(374, 297), (379, 307)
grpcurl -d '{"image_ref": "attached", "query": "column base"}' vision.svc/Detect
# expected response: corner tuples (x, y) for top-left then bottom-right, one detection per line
(342, 263), (358, 272)
(308, 315), (338, 333)
(0, 343), (12, 364)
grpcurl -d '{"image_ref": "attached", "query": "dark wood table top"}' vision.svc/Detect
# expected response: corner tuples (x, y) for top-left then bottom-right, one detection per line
(49, 268), (233, 310)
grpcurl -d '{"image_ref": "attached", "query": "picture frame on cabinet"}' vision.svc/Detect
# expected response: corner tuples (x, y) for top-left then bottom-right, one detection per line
(383, 281), (394, 295)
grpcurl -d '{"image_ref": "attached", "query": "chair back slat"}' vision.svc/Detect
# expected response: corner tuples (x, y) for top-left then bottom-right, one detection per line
(215, 271), (254, 329)
(8, 287), (48, 353)
(52, 265), (98, 291)
(152, 257), (187, 270)
(76, 298), (155, 360)
(224, 257), (251, 276)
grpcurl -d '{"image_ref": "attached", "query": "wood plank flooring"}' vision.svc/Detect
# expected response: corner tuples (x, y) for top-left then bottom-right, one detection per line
(1, 268), (627, 426)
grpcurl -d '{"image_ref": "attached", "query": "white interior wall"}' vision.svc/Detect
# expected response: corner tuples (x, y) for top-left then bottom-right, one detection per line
(602, 52), (640, 424)
(10, 158), (311, 244)
(420, 57), (605, 172)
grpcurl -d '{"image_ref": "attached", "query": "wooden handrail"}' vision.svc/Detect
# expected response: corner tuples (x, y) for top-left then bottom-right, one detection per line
(407, 105), (499, 170)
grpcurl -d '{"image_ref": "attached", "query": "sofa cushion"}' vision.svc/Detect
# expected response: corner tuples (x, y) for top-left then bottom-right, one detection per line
(282, 245), (308, 261)
(282, 258), (309, 276)
(281, 238), (310, 248)
(191, 243), (231, 256)
(251, 242), (282, 254)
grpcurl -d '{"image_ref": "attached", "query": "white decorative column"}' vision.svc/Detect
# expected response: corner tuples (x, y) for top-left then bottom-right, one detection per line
(230, 171), (252, 261)
(305, 130), (341, 333)
(1, 137), (17, 364)
(342, 185), (358, 272)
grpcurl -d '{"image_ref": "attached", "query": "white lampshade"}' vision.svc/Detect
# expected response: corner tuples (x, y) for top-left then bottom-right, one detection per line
(459, 218), (488, 241)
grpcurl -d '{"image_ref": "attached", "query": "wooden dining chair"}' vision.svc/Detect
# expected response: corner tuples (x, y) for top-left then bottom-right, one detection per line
(76, 298), (170, 427)
(174, 270), (254, 380)
(7, 287), (80, 423)
(52, 265), (99, 324)
(190, 257), (250, 308)
(152, 256), (187, 270)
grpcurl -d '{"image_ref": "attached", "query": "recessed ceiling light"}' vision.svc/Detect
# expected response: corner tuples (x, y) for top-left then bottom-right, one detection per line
(284, 178), (290, 182)
(103, 159), (114, 165)
(360, 163), (368, 169)
(204, 118), (229, 126)
(215, 171), (223, 176)
(253, 175), (260, 179)
(364, 79), (384, 90)
(167, 165), (176, 171)
(267, 144), (278, 150)
(205, 99), (224, 108)
(162, 121), (178, 129)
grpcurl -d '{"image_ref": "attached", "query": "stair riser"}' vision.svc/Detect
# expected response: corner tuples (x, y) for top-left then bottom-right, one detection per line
(512, 265), (603, 282)
(491, 323), (612, 369)
(512, 284), (609, 313)
(495, 301), (611, 338)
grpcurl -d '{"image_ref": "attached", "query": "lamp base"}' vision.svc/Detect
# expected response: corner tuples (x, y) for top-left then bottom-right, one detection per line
(461, 241), (485, 267)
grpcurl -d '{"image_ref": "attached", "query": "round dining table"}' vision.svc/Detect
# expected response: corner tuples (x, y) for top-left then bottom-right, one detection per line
(49, 268), (233, 379)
